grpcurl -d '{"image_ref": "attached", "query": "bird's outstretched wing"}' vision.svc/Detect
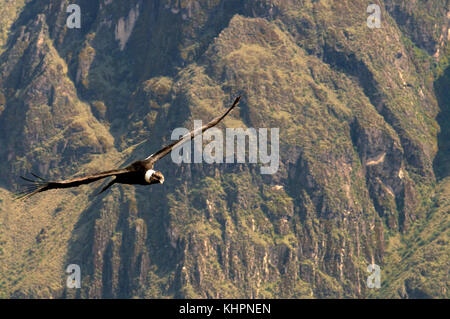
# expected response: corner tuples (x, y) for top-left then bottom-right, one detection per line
(144, 96), (241, 165)
(16, 169), (129, 200)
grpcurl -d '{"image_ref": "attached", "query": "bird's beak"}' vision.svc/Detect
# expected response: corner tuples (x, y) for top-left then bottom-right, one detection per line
(160, 177), (164, 184)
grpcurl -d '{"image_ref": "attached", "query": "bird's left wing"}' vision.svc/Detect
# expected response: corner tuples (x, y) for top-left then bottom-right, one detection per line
(144, 96), (241, 165)
(16, 169), (130, 200)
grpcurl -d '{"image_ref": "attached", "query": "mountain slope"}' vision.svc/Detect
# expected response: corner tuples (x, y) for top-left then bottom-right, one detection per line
(0, 0), (448, 298)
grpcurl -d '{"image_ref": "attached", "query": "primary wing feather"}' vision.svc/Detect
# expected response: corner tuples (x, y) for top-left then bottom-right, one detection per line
(144, 96), (241, 164)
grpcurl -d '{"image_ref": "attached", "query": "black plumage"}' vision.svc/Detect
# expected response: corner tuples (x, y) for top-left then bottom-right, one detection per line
(17, 96), (241, 199)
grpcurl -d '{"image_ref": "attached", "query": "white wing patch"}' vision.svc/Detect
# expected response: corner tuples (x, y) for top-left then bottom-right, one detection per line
(145, 169), (156, 183)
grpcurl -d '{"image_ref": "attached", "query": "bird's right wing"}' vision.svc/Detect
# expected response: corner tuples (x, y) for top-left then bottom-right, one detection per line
(16, 169), (130, 200)
(143, 96), (241, 165)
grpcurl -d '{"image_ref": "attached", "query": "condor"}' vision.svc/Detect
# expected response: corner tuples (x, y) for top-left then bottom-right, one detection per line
(17, 96), (241, 200)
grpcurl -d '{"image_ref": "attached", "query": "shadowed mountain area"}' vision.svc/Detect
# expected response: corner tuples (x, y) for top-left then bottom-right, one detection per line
(434, 66), (450, 180)
(0, 0), (448, 298)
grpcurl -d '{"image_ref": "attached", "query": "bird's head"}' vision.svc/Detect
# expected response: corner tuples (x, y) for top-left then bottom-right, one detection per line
(145, 169), (165, 184)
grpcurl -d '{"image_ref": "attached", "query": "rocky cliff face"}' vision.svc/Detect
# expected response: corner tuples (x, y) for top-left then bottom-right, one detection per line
(0, 0), (448, 298)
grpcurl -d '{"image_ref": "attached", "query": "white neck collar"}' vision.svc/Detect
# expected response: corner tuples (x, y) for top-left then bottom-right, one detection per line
(145, 169), (156, 183)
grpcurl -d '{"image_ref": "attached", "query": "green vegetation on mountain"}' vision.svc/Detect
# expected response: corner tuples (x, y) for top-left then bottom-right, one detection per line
(0, 0), (448, 298)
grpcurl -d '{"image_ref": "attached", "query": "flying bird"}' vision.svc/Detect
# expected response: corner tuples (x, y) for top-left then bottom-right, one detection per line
(17, 96), (241, 200)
